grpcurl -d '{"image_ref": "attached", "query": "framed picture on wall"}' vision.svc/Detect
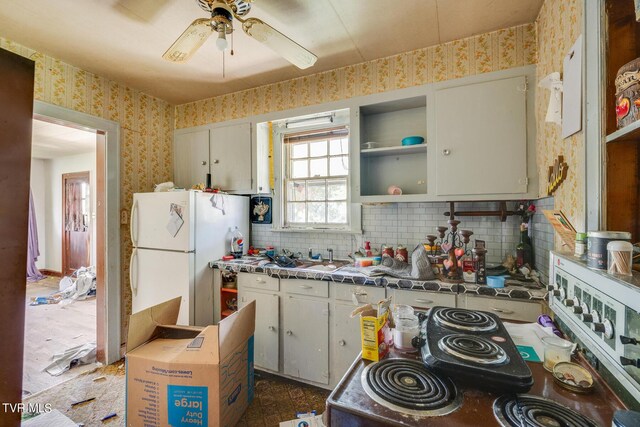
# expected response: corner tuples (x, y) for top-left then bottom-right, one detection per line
(250, 196), (272, 224)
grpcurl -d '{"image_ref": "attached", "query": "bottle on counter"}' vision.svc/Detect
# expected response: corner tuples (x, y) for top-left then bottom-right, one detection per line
(516, 224), (533, 268)
(230, 226), (244, 259)
(574, 232), (587, 260)
(473, 247), (487, 284)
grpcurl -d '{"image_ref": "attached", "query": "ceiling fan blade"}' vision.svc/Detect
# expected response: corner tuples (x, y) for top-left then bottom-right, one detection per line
(242, 18), (317, 69)
(163, 18), (213, 63)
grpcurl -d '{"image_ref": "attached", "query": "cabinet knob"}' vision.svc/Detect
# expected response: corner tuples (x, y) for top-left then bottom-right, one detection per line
(212, 159), (220, 164)
(286, 330), (293, 336)
(268, 326), (276, 331)
(201, 160), (207, 166)
(442, 149), (451, 156)
(338, 340), (346, 346)
(491, 307), (514, 315)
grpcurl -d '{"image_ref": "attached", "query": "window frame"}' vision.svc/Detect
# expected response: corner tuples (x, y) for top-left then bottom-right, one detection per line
(283, 129), (350, 229)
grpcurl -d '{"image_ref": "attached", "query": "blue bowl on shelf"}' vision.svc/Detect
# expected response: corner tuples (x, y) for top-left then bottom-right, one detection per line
(401, 136), (425, 146)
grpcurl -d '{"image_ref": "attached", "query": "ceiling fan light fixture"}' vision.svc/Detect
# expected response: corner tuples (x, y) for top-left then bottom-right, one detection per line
(215, 26), (228, 51)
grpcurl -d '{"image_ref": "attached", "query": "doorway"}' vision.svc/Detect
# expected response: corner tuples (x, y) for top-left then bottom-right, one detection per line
(62, 171), (91, 276)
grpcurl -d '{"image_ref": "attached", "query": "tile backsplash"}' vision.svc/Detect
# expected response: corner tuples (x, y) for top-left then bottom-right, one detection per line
(252, 201), (548, 267)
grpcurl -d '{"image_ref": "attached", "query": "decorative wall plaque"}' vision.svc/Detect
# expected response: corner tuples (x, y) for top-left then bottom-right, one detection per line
(547, 155), (568, 196)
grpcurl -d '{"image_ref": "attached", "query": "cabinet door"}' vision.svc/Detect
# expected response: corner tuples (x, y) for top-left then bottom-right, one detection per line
(283, 296), (329, 384)
(435, 76), (528, 196)
(331, 302), (362, 386)
(239, 290), (279, 371)
(210, 122), (252, 192)
(173, 128), (210, 189)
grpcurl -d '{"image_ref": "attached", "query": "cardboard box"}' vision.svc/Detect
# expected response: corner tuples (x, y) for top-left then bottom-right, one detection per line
(126, 297), (255, 426)
(353, 298), (392, 362)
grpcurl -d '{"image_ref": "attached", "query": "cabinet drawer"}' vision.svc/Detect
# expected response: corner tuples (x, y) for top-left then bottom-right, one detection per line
(333, 284), (386, 305)
(237, 272), (279, 292)
(459, 295), (542, 322)
(283, 279), (328, 298)
(387, 289), (455, 309)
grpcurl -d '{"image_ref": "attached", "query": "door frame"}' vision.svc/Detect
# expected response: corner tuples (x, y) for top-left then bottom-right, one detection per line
(61, 171), (91, 276)
(34, 101), (121, 365)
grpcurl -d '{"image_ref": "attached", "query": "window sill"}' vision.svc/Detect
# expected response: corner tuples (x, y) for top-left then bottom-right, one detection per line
(269, 226), (363, 235)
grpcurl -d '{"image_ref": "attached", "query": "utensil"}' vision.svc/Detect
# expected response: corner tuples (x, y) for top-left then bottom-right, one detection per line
(401, 136), (424, 146)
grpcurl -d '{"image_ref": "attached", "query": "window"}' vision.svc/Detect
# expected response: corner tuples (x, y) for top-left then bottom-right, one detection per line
(283, 126), (350, 229)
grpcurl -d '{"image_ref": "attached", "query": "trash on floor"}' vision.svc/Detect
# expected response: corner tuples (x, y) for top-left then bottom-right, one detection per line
(22, 409), (78, 426)
(43, 342), (97, 376)
(279, 414), (326, 427)
(29, 266), (96, 307)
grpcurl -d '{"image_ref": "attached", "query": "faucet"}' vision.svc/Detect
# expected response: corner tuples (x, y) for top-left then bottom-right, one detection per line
(308, 248), (313, 259)
(327, 248), (334, 263)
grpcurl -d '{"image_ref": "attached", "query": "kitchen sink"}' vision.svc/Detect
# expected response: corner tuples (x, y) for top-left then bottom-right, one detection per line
(294, 259), (351, 272)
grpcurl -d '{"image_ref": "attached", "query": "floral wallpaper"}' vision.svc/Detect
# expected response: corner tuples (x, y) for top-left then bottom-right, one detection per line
(0, 37), (174, 342)
(175, 23), (537, 129)
(535, 0), (584, 242)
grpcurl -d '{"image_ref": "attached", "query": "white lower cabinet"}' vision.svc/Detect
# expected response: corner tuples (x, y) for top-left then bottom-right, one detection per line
(386, 288), (456, 309)
(238, 290), (279, 371)
(331, 302), (362, 387)
(457, 294), (542, 322)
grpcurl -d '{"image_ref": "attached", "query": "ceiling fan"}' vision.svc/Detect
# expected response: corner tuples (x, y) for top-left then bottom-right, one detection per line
(163, 0), (317, 69)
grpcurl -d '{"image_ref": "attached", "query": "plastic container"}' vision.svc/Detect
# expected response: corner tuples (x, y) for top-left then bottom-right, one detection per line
(574, 232), (587, 260)
(230, 226), (245, 259)
(587, 231), (631, 269)
(354, 256), (382, 267)
(542, 336), (573, 372)
(401, 136), (425, 146)
(265, 245), (275, 258)
(486, 276), (505, 288)
(393, 314), (419, 351)
(607, 241), (634, 276)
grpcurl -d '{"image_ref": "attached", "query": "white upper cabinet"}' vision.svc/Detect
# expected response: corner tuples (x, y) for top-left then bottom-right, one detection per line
(174, 122), (254, 193)
(210, 122), (252, 193)
(434, 72), (533, 198)
(173, 128), (210, 189)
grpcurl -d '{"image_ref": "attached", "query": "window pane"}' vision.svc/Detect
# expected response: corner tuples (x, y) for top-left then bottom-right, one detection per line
(307, 180), (326, 201)
(327, 179), (347, 200)
(330, 138), (349, 155)
(309, 140), (327, 157)
(287, 181), (306, 201)
(288, 202), (306, 223)
(329, 155), (349, 176)
(291, 159), (308, 178)
(291, 143), (308, 159)
(307, 202), (325, 223)
(327, 202), (347, 223)
(309, 158), (327, 177)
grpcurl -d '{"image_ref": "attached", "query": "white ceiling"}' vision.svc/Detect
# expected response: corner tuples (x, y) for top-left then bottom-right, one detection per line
(0, 0), (543, 104)
(32, 120), (96, 159)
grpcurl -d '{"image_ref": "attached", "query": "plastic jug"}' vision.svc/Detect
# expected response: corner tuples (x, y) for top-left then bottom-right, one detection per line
(230, 226), (244, 259)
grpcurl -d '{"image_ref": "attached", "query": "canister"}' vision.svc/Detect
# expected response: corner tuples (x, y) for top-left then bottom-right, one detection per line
(615, 57), (640, 129)
(587, 231), (631, 269)
(395, 245), (408, 262)
(381, 245), (394, 258)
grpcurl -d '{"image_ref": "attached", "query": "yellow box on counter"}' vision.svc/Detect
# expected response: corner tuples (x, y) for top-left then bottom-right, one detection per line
(352, 297), (392, 362)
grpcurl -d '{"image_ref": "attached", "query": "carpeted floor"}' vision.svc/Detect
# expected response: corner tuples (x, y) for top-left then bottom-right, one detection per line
(23, 362), (330, 427)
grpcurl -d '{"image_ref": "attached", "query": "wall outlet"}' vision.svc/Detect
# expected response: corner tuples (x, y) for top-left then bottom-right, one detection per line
(121, 209), (128, 225)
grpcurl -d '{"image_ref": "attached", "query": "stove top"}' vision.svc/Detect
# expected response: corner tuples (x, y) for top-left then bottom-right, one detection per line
(493, 394), (599, 427)
(419, 307), (533, 393)
(361, 359), (461, 416)
(434, 307), (498, 332)
(326, 350), (624, 427)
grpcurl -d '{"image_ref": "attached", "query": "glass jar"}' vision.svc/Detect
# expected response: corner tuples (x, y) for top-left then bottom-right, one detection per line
(607, 240), (633, 276)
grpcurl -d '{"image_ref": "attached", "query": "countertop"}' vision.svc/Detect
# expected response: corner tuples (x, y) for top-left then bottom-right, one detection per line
(210, 257), (548, 301)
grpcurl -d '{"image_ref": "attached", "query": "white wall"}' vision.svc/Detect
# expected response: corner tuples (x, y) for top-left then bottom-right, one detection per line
(43, 152), (96, 272)
(30, 158), (47, 269)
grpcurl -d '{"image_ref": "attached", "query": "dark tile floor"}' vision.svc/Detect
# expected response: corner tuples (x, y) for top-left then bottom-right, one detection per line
(238, 370), (330, 426)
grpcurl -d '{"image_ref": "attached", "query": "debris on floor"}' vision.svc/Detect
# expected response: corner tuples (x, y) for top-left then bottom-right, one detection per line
(22, 409), (78, 426)
(44, 342), (97, 376)
(279, 414), (325, 427)
(29, 267), (96, 307)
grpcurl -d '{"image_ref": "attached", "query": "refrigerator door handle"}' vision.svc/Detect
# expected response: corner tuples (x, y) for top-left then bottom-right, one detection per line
(130, 248), (138, 296)
(130, 200), (138, 246)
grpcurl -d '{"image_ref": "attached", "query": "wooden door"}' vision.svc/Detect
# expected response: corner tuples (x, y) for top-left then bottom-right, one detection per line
(0, 47), (35, 426)
(62, 171), (91, 275)
(283, 296), (329, 384)
(239, 290), (279, 371)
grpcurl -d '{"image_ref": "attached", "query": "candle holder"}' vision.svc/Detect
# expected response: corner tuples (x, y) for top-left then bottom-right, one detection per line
(436, 219), (473, 282)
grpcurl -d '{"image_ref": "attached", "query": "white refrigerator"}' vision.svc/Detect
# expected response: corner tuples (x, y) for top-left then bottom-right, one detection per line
(129, 191), (249, 326)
